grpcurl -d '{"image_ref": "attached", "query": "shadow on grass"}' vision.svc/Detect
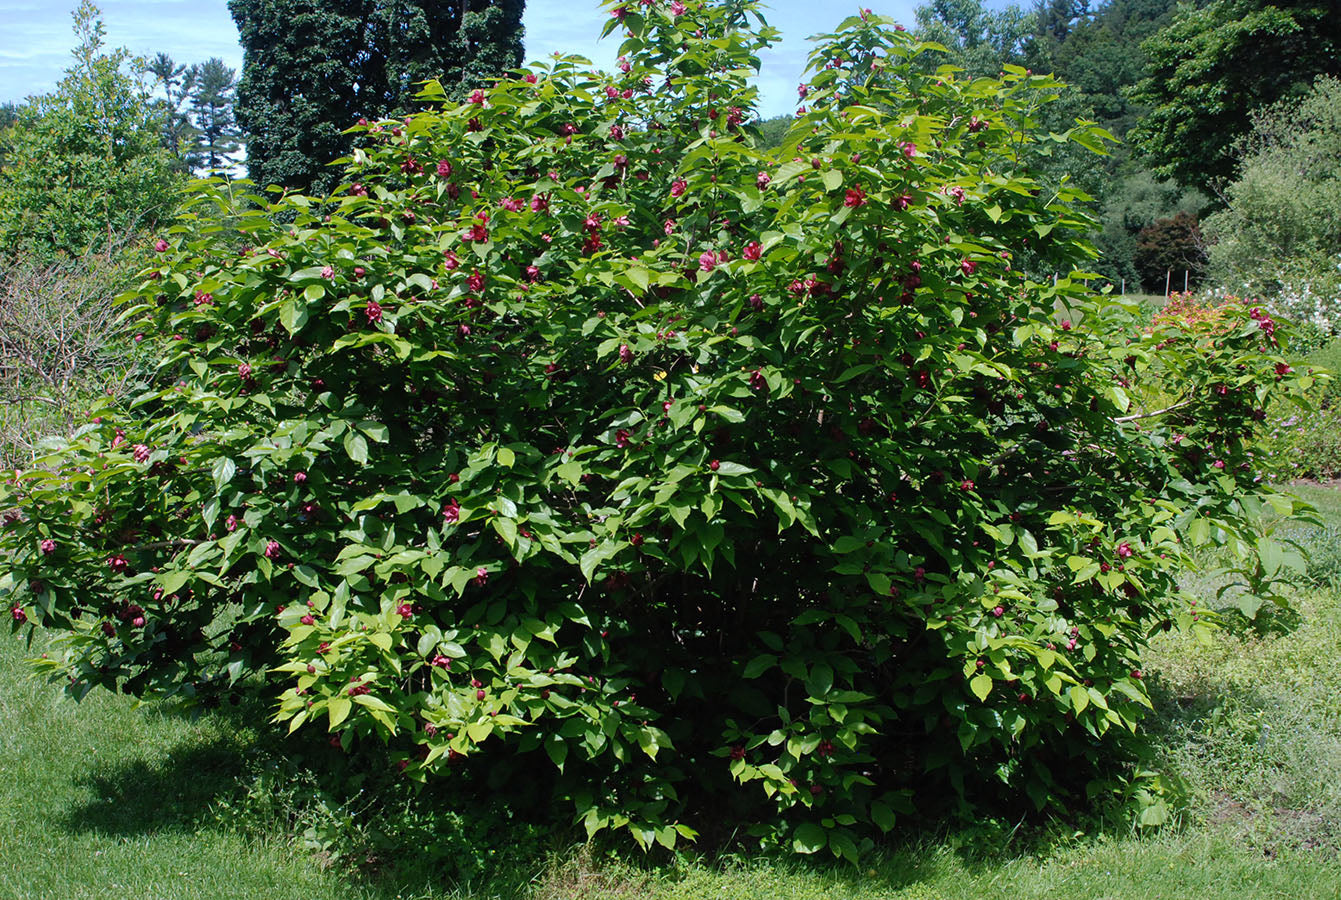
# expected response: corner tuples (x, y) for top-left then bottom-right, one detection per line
(57, 740), (248, 838)
(52, 708), (562, 900)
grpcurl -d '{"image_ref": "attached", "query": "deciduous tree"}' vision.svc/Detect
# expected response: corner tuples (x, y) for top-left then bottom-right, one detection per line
(1129, 0), (1340, 190)
(0, 2), (178, 259)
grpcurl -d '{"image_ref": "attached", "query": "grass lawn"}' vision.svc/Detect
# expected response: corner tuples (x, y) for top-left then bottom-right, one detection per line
(4, 488), (1341, 899)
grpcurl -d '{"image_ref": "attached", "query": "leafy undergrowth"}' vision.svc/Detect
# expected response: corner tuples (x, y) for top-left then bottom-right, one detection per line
(5, 489), (1341, 899)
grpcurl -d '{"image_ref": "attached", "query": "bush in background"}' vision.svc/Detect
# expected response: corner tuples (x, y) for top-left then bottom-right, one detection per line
(1204, 76), (1341, 333)
(0, 245), (147, 469)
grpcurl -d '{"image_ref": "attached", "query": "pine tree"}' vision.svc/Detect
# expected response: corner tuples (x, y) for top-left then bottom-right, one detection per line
(228, 0), (525, 195)
(146, 52), (199, 171)
(187, 58), (243, 173)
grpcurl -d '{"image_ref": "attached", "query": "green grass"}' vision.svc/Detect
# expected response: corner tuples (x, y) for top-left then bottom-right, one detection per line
(0, 635), (401, 900)
(534, 831), (1339, 899)
(6, 488), (1341, 899)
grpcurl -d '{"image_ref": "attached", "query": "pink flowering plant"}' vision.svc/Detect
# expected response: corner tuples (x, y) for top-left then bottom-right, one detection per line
(0, 1), (1316, 859)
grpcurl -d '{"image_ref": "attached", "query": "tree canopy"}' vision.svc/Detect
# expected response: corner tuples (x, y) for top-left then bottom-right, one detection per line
(0, 2), (179, 259)
(228, 0), (525, 194)
(1129, 0), (1340, 189)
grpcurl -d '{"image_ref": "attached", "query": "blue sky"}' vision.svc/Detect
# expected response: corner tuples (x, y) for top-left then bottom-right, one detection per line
(0, 0), (931, 119)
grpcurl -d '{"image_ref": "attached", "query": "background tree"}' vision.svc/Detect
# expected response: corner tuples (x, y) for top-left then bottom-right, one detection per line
(187, 57), (243, 173)
(0, 1), (179, 260)
(228, 0), (525, 194)
(1129, 0), (1340, 190)
(0, 102), (19, 171)
(753, 113), (791, 150)
(1203, 75), (1341, 330)
(146, 52), (200, 171)
(913, 0), (1036, 77)
(1093, 170), (1207, 291)
(1133, 211), (1207, 292)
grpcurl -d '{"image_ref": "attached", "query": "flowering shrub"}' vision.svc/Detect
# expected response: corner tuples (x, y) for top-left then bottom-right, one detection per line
(0, 1), (1316, 859)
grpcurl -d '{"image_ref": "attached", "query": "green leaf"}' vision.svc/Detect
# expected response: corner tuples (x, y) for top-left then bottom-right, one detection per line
(545, 736), (568, 770)
(1258, 537), (1283, 576)
(637, 726), (670, 760)
(970, 673), (993, 702)
(662, 668), (686, 699)
(158, 570), (191, 595)
(870, 800), (896, 832)
(357, 420), (390, 443)
(494, 517), (518, 546)
(343, 430), (369, 464)
(743, 654), (776, 678)
(498, 446), (516, 468)
(211, 457), (236, 489)
(279, 299), (309, 334)
(291, 565), (319, 587)
(792, 823), (828, 854)
(626, 266), (652, 293)
(328, 696), (352, 728)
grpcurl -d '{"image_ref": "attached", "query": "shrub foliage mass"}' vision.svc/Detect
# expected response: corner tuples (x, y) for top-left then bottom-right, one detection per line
(1, 0), (1315, 860)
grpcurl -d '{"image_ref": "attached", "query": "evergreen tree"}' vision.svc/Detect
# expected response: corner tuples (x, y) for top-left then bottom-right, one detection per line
(187, 58), (243, 173)
(228, 0), (525, 195)
(146, 52), (200, 171)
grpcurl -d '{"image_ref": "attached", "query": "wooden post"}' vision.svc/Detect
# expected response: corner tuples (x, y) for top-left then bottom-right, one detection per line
(1121, 278), (1125, 296)
(1184, 270), (1189, 293)
(1165, 269), (1171, 297)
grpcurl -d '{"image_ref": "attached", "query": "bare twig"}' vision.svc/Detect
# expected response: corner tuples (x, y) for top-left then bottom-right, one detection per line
(1113, 398), (1195, 423)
